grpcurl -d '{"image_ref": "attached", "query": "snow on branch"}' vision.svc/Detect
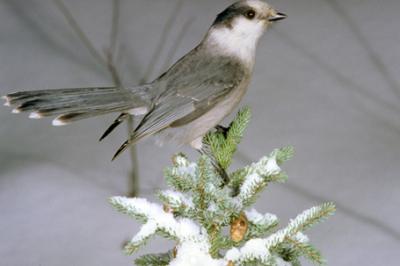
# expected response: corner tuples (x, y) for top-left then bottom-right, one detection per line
(110, 197), (209, 255)
(224, 203), (336, 265)
(109, 108), (335, 266)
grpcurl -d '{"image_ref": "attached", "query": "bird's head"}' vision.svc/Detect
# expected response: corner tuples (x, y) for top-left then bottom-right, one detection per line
(205, 0), (286, 64)
(212, 0), (286, 39)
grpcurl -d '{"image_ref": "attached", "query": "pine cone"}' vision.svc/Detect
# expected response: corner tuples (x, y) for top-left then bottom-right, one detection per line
(230, 212), (248, 242)
(163, 204), (172, 213)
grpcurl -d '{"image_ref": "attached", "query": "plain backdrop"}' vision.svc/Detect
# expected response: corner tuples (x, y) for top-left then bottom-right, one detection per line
(0, 0), (399, 265)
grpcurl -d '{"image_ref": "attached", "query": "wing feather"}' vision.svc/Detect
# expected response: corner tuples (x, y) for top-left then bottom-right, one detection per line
(136, 54), (245, 137)
(113, 49), (248, 158)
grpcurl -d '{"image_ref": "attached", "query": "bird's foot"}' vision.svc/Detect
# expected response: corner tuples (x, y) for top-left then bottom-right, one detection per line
(215, 124), (229, 138)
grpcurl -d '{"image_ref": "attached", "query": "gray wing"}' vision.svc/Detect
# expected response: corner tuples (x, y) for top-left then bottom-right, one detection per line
(112, 48), (248, 160)
(132, 50), (247, 141)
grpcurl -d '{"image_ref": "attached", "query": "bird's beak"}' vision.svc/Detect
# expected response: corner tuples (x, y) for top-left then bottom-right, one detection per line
(268, 12), (287, 22)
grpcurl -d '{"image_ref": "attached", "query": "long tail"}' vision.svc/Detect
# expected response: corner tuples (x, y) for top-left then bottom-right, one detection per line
(3, 86), (151, 126)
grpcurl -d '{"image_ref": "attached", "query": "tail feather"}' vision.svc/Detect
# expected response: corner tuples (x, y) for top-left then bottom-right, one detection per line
(99, 113), (129, 141)
(5, 87), (118, 106)
(53, 110), (124, 126)
(112, 132), (148, 161)
(3, 85), (154, 160)
(112, 139), (131, 161)
(112, 129), (156, 160)
(3, 86), (151, 125)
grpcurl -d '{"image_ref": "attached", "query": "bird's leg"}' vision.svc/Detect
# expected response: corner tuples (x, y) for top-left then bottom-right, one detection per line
(202, 123), (234, 184)
(215, 124), (229, 138)
(214, 162), (230, 185)
(199, 139), (230, 185)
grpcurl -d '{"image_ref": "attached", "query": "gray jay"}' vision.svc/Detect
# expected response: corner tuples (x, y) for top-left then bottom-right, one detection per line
(3, 0), (286, 160)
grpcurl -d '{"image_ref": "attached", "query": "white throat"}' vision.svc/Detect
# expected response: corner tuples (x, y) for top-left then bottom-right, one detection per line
(205, 17), (265, 66)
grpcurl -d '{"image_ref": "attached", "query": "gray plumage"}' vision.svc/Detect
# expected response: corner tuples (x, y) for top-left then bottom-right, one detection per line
(2, 0), (286, 160)
(5, 86), (152, 123)
(130, 51), (248, 144)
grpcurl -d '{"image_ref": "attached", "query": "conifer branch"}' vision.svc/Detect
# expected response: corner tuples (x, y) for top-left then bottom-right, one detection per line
(109, 109), (335, 266)
(286, 238), (326, 266)
(285, 202), (336, 237)
(135, 252), (173, 266)
(204, 107), (252, 171)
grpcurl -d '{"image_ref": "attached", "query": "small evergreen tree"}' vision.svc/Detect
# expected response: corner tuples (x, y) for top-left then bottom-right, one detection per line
(110, 108), (335, 266)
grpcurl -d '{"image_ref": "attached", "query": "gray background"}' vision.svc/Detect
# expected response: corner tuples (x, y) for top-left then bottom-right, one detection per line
(0, 0), (399, 265)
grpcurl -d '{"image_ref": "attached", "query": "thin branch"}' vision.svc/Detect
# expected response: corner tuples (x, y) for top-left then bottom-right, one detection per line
(53, 0), (107, 67)
(106, 0), (139, 196)
(273, 29), (400, 116)
(141, 0), (185, 83)
(54, 0), (190, 197)
(110, 0), (120, 59)
(106, 0), (122, 86)
(325, 0), (400, 100)
(161, 18), (195, 72)
(105, 51), (122, 86)
(54, 0), (140, 196)
(127, 116), (140, 197)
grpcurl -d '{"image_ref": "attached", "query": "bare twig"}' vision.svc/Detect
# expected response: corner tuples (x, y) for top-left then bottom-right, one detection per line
(106, 0), (140, 197)
(161, 18), (195, 71)
(325, 0), (400, 101)
(141, 0), (185, 83)
(273, 29), (400, 116)
(54, 0), (123, 86)
(54, 0), (140, 196)
(126, 116), (140, 196)
(110, 0), (120, 58)
(105, 50), (122, 86)
(53, 0), (190, 196)
(106, 0), (123, 86)
(53, 0), (107, 67)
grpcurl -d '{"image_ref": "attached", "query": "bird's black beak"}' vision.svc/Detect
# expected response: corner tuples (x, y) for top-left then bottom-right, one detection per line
(268, 12), (287, 22)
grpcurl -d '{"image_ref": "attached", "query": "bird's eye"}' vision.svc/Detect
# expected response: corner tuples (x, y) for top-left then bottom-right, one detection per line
(245, 10), (256, 19)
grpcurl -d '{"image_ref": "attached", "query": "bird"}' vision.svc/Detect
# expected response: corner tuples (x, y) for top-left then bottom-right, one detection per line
(2, 0), (286, 161)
